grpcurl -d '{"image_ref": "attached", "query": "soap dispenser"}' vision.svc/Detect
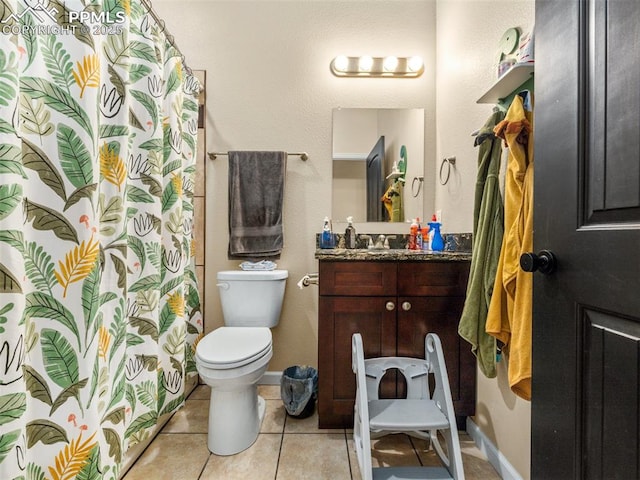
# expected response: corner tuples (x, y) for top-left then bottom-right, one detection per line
(428, 214), (444, 251)
(345, 216), (356, 249)
(320, 216), (335, 248)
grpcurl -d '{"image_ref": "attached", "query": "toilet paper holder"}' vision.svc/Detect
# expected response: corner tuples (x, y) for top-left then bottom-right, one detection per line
(297, 273), (319, 289)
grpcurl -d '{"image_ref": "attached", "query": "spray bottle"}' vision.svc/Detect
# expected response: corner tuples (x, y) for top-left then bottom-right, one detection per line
(428, 214), (444, 251)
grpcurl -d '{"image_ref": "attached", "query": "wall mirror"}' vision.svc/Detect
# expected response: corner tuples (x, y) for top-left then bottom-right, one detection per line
(332, 108), (425, 225)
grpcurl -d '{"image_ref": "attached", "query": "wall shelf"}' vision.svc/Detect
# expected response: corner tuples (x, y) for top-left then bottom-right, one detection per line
(385, 171), (404, 180)
(333, 153), (367, 161)
(476, 64), (534, 104)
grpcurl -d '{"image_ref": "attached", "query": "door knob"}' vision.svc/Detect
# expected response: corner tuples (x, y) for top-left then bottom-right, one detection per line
(385, 301), (395, 311)
(520, 250), (557, 274)
(402, 302), (412, 311)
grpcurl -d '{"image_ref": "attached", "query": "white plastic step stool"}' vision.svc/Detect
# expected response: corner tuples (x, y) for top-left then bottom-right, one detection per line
(351, 332), (465, 480)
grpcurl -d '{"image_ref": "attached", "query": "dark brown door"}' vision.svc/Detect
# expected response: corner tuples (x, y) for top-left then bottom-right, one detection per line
(533, 1), (640, 478)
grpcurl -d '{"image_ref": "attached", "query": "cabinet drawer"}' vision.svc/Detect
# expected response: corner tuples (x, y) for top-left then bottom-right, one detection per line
(319, 261), (397, 296)
(398, 261), (470, 296)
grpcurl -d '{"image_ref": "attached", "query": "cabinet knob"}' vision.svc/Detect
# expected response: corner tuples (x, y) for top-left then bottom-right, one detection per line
(385, 301), (395, 311)
(402, 301), (412, 311)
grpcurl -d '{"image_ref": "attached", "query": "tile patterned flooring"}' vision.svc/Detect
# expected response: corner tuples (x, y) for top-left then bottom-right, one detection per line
(122, 385), (501, 480)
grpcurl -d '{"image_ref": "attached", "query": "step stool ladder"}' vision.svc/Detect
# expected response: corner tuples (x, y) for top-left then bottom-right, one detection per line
(351, 332), (465, 480)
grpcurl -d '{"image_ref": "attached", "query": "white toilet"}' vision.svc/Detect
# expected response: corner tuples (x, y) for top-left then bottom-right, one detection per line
(195, 269), (288, 456)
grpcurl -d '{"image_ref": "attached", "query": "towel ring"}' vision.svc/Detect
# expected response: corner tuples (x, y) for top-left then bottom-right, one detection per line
(439, 156), (456, 185)
(411, 176), (423, 197)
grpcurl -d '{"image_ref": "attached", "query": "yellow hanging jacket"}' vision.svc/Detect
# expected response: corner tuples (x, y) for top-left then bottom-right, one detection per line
(485, 93), (534, 401)
(381, 180), (404, 222)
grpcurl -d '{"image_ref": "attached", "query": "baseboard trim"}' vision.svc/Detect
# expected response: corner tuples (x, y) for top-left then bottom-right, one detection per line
(259, 370), (283, 385)
(466, 418), (524, 480)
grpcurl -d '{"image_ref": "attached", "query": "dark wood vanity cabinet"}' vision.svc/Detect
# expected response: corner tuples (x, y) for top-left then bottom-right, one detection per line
(317, 259), (475, 429)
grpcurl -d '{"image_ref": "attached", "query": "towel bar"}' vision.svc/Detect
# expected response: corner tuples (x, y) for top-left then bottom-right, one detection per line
(208, 152), (308, 161)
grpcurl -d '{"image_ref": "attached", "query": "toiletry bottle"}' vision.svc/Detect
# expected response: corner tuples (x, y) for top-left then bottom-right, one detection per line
(345, 216), (356, 249)
(321, 216), (334, 248)
(421, 226), (430, 251)
(428, 214), (444, 251)
(416, 217), (423, 250)
(408, 218), (418, 250)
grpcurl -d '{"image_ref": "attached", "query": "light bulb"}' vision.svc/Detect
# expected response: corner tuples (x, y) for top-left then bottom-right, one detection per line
(383, 56), (398, 72)
(358, 55), (373, 72)
(407, 56), (423, 72)
(334, 55), (349, 72)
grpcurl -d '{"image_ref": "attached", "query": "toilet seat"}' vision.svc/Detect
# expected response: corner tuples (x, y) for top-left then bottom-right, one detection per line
(196, 327), (272, 370)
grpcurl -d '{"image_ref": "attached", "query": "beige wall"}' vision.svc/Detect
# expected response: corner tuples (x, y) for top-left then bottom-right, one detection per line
(154, 1), (532, 478)
(153, 0), (436, 369)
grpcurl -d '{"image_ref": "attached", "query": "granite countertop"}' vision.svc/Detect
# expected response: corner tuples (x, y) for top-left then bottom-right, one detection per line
(315, 248), (472, 261)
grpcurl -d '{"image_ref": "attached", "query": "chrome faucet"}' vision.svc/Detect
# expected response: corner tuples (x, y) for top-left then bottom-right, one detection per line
(384, 235), (396, 249)
(360, 234), (396, 249)
(359, 235), (374, 249)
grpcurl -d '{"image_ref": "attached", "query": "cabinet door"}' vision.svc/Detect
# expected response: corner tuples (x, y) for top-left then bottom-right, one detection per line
(397, 295), (476, 417)
(318, 296), (396, 428)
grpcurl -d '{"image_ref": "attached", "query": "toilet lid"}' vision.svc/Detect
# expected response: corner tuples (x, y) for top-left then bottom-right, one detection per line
(196, 327), (272, 369)
(217, 269), (288, 281)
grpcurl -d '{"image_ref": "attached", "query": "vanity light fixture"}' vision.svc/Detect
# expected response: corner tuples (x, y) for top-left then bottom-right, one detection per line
(330, 55), (424, 77)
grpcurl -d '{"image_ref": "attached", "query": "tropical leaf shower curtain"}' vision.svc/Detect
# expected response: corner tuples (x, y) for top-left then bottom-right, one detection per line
(0, 1), (203, 479)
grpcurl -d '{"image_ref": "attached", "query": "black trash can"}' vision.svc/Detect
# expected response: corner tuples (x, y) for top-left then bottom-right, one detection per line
(280, 365), (318, 418)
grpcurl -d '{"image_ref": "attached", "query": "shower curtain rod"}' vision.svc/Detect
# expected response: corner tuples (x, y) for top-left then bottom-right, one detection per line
(140, 0), (195, 76)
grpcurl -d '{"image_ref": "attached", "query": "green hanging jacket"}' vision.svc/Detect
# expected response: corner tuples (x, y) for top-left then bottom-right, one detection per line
(458, 109), (505, 378)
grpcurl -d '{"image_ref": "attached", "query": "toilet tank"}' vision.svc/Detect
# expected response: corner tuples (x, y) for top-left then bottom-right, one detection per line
(217, 270), (288, 327)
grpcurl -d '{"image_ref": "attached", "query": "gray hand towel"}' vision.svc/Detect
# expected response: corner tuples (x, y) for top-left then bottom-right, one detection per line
(228, 151), (286, 259)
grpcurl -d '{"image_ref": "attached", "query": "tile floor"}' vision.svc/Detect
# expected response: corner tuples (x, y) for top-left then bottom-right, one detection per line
(122, 385), (501, 480)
